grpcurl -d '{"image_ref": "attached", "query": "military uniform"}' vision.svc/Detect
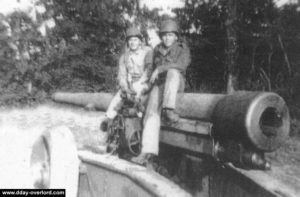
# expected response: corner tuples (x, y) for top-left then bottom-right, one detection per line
(141, 40), (191, 155)
(106, 28), (153, 119)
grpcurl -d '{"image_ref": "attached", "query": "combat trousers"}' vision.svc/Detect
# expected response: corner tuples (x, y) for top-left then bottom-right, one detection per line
(106, 90), (123, 119)
(141, 69), (185, 155)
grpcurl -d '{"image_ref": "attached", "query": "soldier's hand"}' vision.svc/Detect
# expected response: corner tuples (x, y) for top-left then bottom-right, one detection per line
(126, 89), (136, 101)
(150, 69), (159, 84)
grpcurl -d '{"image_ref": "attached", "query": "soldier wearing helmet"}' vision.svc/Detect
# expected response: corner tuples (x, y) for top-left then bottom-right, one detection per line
(102, 26), (153, 127)
(126, 26), (143, 42)
(158, 19), (180, 37)
(132, 19), (191, 165)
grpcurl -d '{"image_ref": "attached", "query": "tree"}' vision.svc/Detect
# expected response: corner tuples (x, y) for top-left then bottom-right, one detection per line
(174, 0), (300, 98)
(1, 0), (300, 109)
(0, 2), (56, 105)
(225, 0), (238, 93)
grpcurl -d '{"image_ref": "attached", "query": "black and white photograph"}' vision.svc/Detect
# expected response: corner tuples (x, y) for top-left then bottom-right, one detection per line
(0, 0), (299, 197)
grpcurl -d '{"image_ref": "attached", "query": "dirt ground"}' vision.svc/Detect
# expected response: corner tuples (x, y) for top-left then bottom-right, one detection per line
(266, 136), (300, 189)
(0, 103), (106, 188)
(0, 102), (299, 194)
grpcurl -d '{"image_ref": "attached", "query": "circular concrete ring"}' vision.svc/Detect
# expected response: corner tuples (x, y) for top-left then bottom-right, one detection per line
(30, 126), (79, 197)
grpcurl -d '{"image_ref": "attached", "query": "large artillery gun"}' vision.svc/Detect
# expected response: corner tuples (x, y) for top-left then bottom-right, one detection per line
(52, 91), (290, 170)
(0, 90), (294, 197)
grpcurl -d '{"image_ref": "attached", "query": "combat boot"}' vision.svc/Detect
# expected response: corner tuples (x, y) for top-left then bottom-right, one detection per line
(163, 108), (180, 123)
(131, 153), (158, 170)
(100, 117), (113, 132)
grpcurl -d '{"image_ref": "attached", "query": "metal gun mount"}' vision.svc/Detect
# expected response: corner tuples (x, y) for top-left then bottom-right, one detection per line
(161, 92), (289, 170)
(52, 91), (290, 170)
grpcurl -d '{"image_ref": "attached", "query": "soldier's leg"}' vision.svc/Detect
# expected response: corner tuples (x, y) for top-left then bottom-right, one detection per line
(162, 69), (184, 121)
(101, 90), (124, 131)
(131, 84), (163, 165)
(140, 85), (163, 155)
(106, 90), (123, 119)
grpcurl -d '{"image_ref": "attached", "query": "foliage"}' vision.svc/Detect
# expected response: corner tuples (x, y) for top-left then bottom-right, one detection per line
(0, 5), (53, 106)
(0, 0), (139, 106)
(175, 0), (300, 97)
(0, 0), (299, 120)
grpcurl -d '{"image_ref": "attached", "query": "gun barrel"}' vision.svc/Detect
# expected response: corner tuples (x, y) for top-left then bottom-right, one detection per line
(52, 92), (114, 111)
(52, 92), (224, 120)
(212, 91), (290, 152)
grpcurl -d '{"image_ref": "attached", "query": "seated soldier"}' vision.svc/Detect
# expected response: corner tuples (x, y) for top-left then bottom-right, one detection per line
(102, 26), (153, 128)
(132, 19), (191, 165)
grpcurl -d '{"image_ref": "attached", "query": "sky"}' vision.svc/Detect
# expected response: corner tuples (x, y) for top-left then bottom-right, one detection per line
(0, 0), (295, 16)
(141, 0), (295, 16)
(140, 0), (185, 16)
(275, 0), (298, 7)
(0, 0), (37, 15)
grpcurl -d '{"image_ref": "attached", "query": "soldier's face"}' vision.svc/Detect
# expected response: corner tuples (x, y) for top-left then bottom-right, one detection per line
(161, 32), (178, 48)
(128, 37), (142, 51)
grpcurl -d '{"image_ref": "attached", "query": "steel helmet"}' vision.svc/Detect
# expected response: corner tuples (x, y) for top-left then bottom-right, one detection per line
(159, 19), (179, 34)
(126, 26), (143, 41)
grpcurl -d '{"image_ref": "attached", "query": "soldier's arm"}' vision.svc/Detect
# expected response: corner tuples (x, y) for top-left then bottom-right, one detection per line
(117, 55), (129, 91)
(157, 46), (191, 73)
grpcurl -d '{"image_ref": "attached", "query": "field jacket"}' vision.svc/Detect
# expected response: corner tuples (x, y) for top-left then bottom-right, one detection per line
(153, 41), (191, 77)
(117, 46), (153, 92)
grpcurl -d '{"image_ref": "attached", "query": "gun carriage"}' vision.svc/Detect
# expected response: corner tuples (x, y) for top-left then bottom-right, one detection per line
(52, 91), (289, 170)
